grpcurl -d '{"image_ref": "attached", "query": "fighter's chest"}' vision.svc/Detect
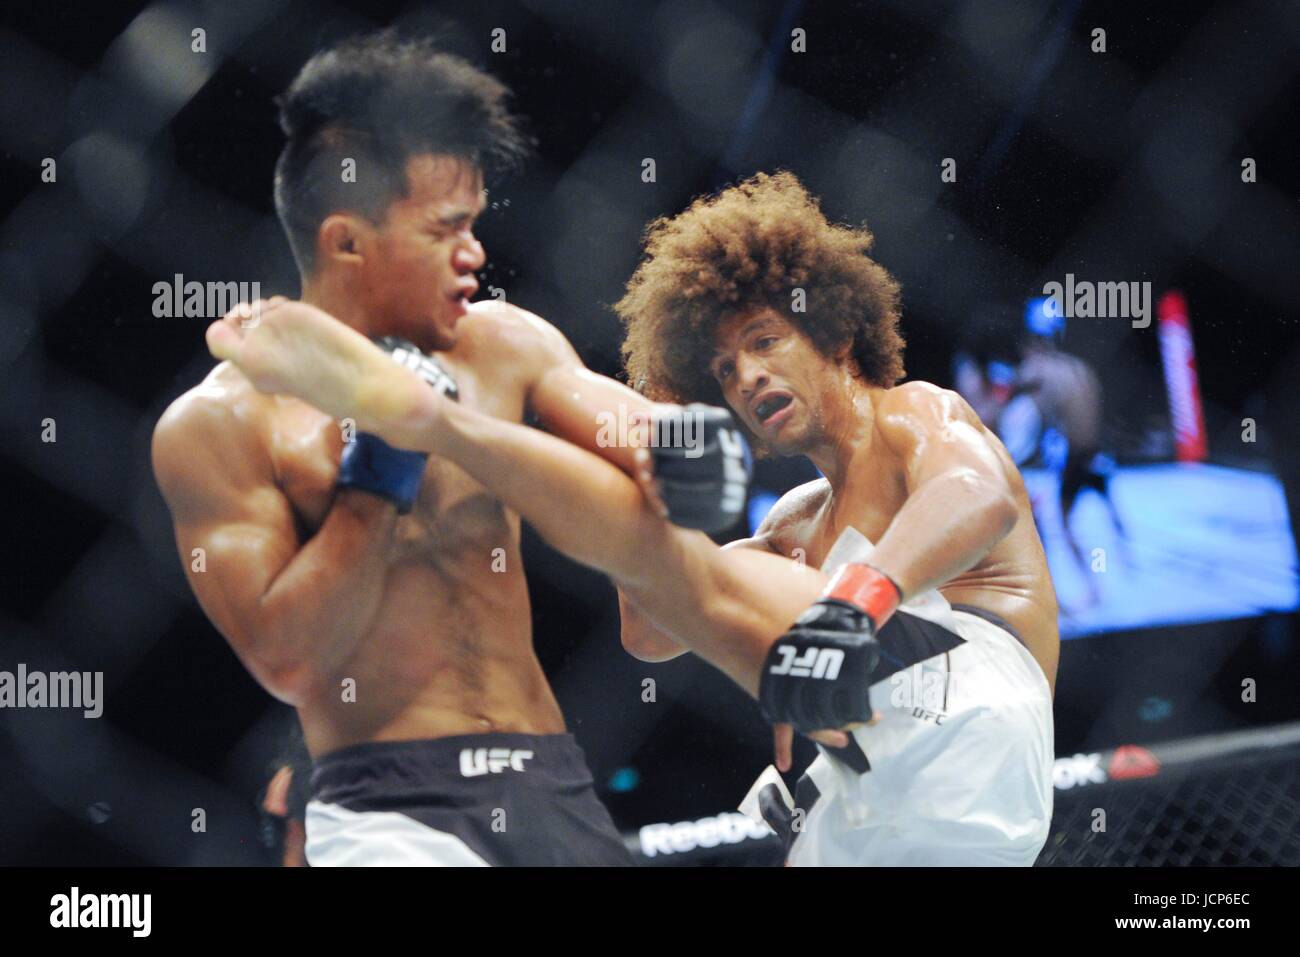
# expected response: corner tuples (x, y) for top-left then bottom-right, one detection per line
(266, 375), (519, 552)
(778, 478), (904, 569)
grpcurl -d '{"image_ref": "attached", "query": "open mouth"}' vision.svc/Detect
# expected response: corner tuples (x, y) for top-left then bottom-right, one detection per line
(450, 279), (479, 306)
(754, 394), (793, 424)
(448, 287), (475, 314)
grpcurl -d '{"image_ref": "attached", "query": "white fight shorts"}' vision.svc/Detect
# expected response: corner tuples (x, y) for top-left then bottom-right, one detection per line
(742, 526), (1055, 866)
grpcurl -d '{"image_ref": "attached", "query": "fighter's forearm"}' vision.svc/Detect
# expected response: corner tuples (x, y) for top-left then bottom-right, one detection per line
(252, 492), (396, 692)
(431, 398), (672, 589)
(867, 468), (1018, 599)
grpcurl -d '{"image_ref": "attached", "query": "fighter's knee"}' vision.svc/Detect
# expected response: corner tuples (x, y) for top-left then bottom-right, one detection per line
(612, 504), (691, 587)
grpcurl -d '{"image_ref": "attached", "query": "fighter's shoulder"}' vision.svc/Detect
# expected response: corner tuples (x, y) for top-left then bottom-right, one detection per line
(876, 380), (981, 440)
(755, 478), (831, 539)
(155, 364), (256, 441)
(460, 300), (577, 365)
(152, 364), (269, 502)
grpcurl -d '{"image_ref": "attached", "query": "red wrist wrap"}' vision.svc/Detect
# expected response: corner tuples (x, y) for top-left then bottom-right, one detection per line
(823, 563), (903, 627)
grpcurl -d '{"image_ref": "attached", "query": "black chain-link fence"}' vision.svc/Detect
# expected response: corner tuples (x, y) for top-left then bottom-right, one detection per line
(1039, 724), (1300, 866)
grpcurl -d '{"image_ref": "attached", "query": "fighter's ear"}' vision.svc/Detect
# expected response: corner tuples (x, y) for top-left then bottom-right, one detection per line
(832, 334), (855, 364)
(317, 213), (368, 267)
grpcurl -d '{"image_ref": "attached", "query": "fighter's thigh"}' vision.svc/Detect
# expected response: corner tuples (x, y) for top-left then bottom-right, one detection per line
(691, 539), (828, 639)
(617, 528), (826, 650)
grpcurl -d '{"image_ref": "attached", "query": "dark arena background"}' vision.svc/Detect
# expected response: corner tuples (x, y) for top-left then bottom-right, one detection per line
(1, 0), (1298, 881)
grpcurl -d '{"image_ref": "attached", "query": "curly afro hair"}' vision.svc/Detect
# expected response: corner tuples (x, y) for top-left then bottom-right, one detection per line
(616, 171), (905, 404)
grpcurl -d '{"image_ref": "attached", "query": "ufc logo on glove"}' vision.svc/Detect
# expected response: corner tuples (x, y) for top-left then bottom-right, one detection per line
(768, 645), (846, 680)
(718, 428), (749, 513)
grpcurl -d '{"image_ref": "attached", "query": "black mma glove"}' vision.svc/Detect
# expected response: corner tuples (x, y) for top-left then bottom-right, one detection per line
(648, 403), (752, 533)
(758, 563), (903, 734)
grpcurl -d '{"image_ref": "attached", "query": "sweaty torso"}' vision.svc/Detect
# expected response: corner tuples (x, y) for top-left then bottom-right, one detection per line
(761, 421), (1060, 695)
(235, 314), (562, 755)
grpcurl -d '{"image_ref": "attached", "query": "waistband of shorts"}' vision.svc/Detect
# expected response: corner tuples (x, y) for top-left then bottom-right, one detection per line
(310, 733), (595, 801)
(948, 602), (1029, 649)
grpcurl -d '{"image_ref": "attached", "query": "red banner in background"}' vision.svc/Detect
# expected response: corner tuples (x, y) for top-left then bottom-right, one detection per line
(1158, 291), (1208, 462)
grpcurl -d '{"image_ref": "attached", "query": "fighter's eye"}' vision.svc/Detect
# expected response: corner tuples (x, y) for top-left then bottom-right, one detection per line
(715, 360), (735, 382)
(756, 336), (777, 350)
(436, 215), (477, 234)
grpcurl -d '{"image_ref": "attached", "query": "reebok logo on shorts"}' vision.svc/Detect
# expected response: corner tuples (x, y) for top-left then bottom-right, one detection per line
(459, 747), (534, 777)
(768, 645), (845, 679)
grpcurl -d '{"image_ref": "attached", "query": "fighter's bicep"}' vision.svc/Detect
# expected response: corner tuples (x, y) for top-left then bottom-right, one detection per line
(154, 401), (301, 644)
(175, 488), (298, 596)
(173, 489), (305, 670)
